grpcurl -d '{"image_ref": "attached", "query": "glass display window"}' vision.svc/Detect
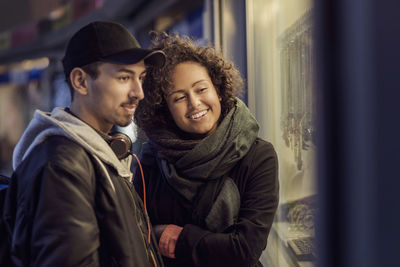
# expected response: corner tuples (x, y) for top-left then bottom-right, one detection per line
(246, 0), (316, 266)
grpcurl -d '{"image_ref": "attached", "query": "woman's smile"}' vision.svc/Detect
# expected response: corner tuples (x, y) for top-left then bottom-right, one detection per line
(187, 109), (209, 120)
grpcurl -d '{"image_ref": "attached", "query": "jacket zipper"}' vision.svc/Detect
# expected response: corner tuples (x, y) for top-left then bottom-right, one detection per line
(123, 179), (157, 267)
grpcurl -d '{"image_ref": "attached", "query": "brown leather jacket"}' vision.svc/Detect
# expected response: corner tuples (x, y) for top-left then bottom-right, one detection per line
(3, 135), (163, 267)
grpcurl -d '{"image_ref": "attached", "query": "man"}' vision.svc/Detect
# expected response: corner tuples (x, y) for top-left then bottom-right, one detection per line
(2, 21), (166, 266)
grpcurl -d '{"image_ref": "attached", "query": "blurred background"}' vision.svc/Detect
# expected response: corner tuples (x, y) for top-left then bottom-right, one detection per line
(0, 0), (399, 266)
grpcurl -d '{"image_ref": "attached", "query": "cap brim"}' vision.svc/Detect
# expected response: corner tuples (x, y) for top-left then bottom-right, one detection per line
(100, 48), (166, 67)
(143, 50), (166, 68)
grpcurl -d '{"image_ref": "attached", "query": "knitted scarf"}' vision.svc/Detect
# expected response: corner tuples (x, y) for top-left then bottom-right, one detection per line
(143, 98), (259, 231)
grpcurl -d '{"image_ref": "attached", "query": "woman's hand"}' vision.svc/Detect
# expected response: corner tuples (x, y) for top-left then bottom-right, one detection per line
(158, 224), (183, 258)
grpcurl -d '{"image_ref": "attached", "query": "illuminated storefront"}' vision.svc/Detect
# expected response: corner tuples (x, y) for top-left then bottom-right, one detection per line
(245, 0), (316, 265)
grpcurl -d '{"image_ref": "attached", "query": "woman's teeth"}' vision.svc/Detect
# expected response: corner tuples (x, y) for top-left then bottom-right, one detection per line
(189, 110), (207, 119)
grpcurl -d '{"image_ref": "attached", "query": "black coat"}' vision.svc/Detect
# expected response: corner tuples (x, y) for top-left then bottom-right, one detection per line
(135, 138), (279, 267)
(3, 135), (163, 267)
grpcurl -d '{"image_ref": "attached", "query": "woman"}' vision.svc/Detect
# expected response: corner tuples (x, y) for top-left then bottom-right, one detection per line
(134, 32), (279, 267)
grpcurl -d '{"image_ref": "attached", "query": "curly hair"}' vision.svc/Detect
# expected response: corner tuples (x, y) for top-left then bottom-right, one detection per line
(134, 32), (244, 134)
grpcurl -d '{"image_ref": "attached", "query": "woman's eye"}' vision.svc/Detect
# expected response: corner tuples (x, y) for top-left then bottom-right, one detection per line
(174, 96), (186, 102)
(199, 87), (208, 93)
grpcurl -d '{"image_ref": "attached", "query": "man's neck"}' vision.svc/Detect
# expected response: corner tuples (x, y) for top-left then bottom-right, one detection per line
(67, 105), (112, 136)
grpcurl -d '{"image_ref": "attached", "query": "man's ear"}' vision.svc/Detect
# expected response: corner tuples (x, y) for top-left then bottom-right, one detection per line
(70, 67), (88, 95)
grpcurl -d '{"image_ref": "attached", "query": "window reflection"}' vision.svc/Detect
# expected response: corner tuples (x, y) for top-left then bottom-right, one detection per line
(247, 0), (316, 266)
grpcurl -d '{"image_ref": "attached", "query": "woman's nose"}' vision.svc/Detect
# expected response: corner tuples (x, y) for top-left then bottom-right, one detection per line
(187, 94), (200, 108)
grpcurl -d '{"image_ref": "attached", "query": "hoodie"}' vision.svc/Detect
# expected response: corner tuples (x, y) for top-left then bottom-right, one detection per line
(13, 107), (132, 188)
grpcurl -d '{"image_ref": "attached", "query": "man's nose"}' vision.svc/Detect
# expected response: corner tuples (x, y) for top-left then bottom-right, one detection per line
(129, 78), (144, 101)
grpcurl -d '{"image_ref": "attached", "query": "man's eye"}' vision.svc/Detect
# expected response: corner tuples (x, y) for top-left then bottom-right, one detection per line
(118, 76), (130, 82)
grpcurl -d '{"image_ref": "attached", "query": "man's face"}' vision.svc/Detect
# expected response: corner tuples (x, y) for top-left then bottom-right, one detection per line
(83, 61), (146, 133)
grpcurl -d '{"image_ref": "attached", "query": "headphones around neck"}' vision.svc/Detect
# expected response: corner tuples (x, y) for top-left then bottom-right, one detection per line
(109, 132), (132, 159)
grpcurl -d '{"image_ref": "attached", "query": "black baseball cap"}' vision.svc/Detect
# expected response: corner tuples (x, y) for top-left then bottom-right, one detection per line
(62, 21), (166, 76)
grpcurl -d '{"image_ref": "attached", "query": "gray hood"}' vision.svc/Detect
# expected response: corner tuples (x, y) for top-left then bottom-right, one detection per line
(13, 107), (132, 180)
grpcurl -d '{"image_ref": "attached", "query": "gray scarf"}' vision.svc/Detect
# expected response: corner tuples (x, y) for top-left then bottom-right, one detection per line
(144, 98), (259, 231)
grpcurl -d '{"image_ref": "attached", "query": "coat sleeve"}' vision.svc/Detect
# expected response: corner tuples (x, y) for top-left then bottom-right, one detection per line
(10, 142), (101, 267)
(175, 141), (279, 267)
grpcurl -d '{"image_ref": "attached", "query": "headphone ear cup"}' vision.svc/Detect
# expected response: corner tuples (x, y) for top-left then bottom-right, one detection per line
(109, 132), (132, 159)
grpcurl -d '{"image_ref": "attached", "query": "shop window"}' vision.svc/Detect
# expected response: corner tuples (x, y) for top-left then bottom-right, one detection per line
(246, 0), (316, 266)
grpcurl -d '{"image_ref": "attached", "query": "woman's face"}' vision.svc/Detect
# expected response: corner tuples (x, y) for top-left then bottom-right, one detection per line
(166, 61), (222, 137)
